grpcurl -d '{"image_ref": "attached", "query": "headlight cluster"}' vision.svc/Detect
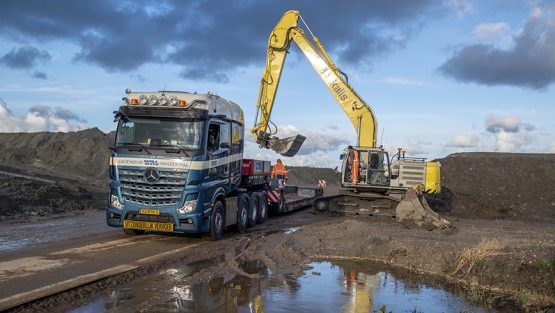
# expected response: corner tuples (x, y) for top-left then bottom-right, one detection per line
(177, 200), (197, 214)
(131, 94), (183, 106)
(110, 194), (124, 210)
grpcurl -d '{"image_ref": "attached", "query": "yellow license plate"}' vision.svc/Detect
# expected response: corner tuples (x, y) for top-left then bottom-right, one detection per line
(124, 220), (174, 232)
(140, 209), (160, 215)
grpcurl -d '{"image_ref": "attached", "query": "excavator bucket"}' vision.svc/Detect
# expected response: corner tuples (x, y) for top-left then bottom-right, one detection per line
(395, 185), (452, 231)
(268, 134), (306, 157)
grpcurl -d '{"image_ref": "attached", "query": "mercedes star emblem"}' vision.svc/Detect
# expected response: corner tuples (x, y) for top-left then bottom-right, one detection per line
(144, 168), (160, 184)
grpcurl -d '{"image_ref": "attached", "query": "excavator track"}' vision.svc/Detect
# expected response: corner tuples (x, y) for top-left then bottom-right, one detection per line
(312, 192), (400, 219)
(312, 186), (452, 231)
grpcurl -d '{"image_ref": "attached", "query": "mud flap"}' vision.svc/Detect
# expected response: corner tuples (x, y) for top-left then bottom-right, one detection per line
(268, 134), (306, 157)
(396, 185), (452, 231)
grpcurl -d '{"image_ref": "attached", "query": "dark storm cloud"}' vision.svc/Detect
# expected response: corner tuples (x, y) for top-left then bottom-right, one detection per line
(30, 106), (86, 123)
(438, 3), (555, 91)
(0, 0), (445, 82)
(0, 46), (51, 69)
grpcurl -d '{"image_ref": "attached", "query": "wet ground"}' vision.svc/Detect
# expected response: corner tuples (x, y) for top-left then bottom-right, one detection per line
(1, 187), (554, 312)
(68, 258), (506, 313)
(0, 211), (108, 253)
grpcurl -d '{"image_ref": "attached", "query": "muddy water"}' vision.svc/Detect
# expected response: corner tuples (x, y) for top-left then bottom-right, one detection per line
(68, 259), (505, 313)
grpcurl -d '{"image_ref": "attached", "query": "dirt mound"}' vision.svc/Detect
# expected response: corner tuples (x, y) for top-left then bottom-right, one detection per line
(0, 176), (106, 220)
(0, 128), (115, 180)
(0, 128), (554, 224)
(286, 166), (340, 186)
(434, 152), (555, 223)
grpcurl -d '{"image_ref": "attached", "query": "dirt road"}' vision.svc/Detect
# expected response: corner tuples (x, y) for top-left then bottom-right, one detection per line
(2, 203), (554, 312)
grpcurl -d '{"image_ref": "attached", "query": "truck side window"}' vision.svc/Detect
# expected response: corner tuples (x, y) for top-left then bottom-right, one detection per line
(208, 124), (220, 152)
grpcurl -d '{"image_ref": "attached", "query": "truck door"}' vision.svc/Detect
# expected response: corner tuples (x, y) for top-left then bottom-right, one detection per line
(207, 121), (231, 184)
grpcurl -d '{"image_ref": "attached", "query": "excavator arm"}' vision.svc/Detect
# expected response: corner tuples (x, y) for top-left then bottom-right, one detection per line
(251, 10), (378, 156)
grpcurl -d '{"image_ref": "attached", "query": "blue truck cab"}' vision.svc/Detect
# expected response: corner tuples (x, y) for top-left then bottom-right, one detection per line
(106, 89), (256, 241)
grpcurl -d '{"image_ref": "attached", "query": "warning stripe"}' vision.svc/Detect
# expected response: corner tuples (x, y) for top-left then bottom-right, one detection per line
(267, 190), (279, 203)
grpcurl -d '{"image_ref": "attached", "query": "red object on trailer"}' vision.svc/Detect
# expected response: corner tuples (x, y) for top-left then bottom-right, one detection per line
(242, 159), (271, 176)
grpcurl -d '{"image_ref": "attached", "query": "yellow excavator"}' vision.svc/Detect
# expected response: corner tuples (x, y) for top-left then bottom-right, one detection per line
(251, 10), (451, 230)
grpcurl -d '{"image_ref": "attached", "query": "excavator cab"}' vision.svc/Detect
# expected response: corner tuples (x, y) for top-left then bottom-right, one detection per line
(340, 147), (391, 190)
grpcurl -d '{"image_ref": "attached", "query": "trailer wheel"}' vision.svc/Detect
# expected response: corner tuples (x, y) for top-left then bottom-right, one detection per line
(257, 191), (268, 224)
(202, 201), (224, 241)
(235, 193), (249, 233)
(123, 229), (145, 235)
(270, 191), (285, 215)
(248, 192), (259, 228)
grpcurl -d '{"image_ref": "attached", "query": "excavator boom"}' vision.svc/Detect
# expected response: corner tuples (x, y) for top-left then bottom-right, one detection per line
(251, 10), (378, 155)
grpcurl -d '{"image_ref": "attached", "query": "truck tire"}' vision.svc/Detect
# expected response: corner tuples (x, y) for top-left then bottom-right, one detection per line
(248, 192), (259, 228)
(123, 229), (145, 235)
(235, 193), (249, 233)
(270, 191), (285, 215)
(202, 201), (224, 241)
(257, 191), (268, 224)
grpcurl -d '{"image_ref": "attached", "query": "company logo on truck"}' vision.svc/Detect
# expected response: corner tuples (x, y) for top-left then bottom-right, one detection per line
(144, 160), (159, 166)
(144, 168), (160, 183)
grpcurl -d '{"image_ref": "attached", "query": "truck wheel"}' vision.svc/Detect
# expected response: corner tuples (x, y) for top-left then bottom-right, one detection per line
(248, 192), (259, 228)
(235, 194), (249, 233)
(202, 201), (224, 241)
(123, 229), (145, 235)
(270, 191), (285, 215)
(257, 191), (268, 224)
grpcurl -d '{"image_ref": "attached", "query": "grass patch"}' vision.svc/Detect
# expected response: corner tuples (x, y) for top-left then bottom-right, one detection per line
(465, 288), (500, 308)
(449, 239), (505, 279)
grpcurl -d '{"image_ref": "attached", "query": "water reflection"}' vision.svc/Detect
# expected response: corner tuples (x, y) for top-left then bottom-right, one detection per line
(70, 260), (509, 313)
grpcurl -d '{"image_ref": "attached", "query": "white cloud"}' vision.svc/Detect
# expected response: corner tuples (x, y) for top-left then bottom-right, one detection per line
(495, 131), (536, 152)
(485, 114), (521, 133)
(549, 142), (555, 153)
(270, 124), (351, 155)
(0, 97), (88, 132)
(471, 22), (510, 40)
(447, 134), (480, 147)
(483, 114), (537, 152)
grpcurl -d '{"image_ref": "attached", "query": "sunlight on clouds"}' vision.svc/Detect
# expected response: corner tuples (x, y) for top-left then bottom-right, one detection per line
(0, 98), (87, 133)
(447, 134), (480, 148)
(495, 131), (536, 152)
(272, 124), (351, 155)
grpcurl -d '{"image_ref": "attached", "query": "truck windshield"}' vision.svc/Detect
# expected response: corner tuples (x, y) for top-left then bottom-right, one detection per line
(115, 117), (204, 150)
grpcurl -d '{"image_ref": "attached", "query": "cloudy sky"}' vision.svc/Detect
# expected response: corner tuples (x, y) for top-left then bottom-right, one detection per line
(1, 0), (554, 168)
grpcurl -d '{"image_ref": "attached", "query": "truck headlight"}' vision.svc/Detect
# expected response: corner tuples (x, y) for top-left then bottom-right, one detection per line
(110, 194), (124, 210)
(177, 200), (197, 214)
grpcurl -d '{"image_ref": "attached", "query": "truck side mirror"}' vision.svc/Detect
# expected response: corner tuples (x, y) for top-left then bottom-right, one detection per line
(339, 153), (346, 160)
(220, 142), (230, 149)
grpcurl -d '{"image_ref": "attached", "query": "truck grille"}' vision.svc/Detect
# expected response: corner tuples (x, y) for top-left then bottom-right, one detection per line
(118, 169), (187, 206)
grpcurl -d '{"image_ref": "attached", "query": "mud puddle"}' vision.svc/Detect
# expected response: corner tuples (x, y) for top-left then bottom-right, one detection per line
(67, 258), (514, 313)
